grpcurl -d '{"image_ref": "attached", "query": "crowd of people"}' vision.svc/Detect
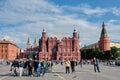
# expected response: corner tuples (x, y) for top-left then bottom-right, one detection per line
(10, 58), (53, 77)
(10, 57), (101, 77)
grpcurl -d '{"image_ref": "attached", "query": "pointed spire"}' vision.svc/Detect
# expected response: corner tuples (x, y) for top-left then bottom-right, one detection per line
(34, 37), (37, 47)
(26, 37), (31, 50)
(74, 27), (76, 32)
(102, 21), (105, 28)
(43, 27), (46, 32)
(27, 37), (30, 45)
(34, 38), (36, 45)
(101, 22), (107, 36)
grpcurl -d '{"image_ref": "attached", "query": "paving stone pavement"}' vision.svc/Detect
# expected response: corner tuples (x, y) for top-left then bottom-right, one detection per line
(0, 64), (120, 80)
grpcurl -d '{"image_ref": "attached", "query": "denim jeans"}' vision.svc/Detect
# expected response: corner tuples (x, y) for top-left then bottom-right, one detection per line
(36, 67), (41, 76)
(43, 67), (47, 75)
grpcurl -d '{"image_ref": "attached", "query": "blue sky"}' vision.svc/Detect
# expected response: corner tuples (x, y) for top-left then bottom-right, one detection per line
(0, 0), (120, 49)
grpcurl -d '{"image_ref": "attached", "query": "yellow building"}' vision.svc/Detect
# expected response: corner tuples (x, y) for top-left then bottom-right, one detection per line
(82, 42), (120, 50)
(110, 42), (120, 48)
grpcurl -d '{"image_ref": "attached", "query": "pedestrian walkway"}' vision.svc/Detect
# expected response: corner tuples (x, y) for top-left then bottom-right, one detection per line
(0, 64), (120, 80)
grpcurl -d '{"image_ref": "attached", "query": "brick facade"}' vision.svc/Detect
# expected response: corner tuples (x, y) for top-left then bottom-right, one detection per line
(98, 22), (110, 51)
(24, 28), (81, 61)
(0, 39), (21, 60)
(38, 29), (81, 61)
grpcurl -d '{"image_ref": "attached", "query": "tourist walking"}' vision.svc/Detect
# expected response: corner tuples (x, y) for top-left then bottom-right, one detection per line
(36, 60), (42, 77)
(50, 61), (53, 72)
(93, 57), (100, 72)
(65, 59), (71, 74)
(28, 58), (34, 76)
(47, 60), (53, 72)
(34, 60), (38, 73)
(23, 59), (29, 76)
(70, 58), (75, 72)
(19, 59), (25, 77)
(11, 59), (19, 76)
(42, 59), (47, 76)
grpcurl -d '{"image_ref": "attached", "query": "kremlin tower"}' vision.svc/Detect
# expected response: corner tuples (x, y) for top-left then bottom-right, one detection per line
(98, 22), (110, 51)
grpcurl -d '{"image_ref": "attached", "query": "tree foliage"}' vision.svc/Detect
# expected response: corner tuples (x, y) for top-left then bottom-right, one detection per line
(80, 47), (120, 60)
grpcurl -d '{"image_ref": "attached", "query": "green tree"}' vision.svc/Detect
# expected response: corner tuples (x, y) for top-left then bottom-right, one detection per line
(111, 47), (120, 59)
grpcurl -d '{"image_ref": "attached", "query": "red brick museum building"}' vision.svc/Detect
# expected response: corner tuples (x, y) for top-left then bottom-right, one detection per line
(24, 28), (81, 61)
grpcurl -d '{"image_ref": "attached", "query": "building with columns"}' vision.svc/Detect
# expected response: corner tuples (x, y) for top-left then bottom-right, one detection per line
(24, 28), (81, 61)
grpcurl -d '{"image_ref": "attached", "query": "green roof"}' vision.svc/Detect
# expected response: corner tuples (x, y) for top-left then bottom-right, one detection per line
(100, 22), (107, 36)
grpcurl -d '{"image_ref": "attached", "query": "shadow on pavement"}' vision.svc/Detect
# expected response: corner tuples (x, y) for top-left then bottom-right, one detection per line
(49, 71), (65, 74)
(0, 73), (11, 77)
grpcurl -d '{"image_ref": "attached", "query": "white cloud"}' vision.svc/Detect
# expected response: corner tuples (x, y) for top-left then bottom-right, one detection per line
(61, 4), (120, 17)
(111, 7), (120, 16)
(78, 4), (107, 16)
(0, 0), (61, 24)
(0, 0), (120, 49)
(61, 4), (108, 17)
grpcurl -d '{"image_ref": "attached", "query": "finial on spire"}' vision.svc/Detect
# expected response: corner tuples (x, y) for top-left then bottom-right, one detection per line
(43, 26), (46, 32)
(102, 21), (105, 27)
(74, 27), (76, 32)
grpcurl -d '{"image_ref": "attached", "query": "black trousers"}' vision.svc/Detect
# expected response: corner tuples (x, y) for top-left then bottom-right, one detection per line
(28, 67), (33, 75)
(66, 67), (70, 73)
(71, 66), (75, 72)
(94, 64), (100, 72)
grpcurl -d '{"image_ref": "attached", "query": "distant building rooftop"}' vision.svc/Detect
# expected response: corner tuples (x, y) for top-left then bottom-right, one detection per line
(0, 39), (18, 47)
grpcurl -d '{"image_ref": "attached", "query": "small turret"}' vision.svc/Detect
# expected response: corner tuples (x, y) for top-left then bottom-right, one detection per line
(26, 37), (31, 50)
(34, 37), (37, 47)
(42, 27), (47, 38)
(73, 27), (77, 38)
